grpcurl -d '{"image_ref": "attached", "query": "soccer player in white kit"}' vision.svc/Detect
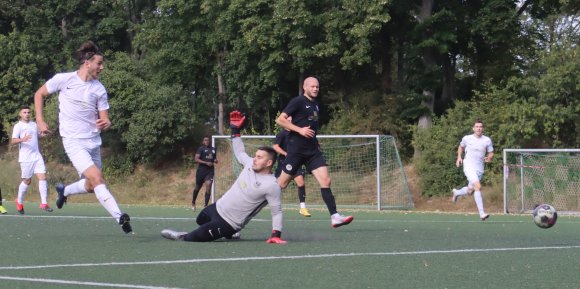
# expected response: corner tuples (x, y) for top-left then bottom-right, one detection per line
(34, 41), (132, 234)
(10, 106), (53, 214)
(451, 119), (494, 221)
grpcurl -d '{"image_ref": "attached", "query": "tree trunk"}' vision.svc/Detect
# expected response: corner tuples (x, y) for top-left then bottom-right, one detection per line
(415, 0), (435, 158)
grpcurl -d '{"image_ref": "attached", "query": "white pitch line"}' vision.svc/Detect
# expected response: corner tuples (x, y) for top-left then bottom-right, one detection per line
(0, 275), (189, 289)
(1, 245), (579, 270)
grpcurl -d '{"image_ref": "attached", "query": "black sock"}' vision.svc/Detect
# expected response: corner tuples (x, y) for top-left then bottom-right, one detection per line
(204, 191), (211, 207)
(0, 187), (2, 205)
(297, 186), (306, 203)
(321, 188), (337, 215)
(192, 188), (200, 204)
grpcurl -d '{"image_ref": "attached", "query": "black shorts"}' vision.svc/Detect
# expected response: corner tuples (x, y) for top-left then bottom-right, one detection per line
(282, 150), (326, 176)
(275, 162), (306, 178)
(183, 203), (237, 242)
(196, 169), (214, 184)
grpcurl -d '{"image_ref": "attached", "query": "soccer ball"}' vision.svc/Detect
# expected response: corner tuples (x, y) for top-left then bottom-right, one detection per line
(532, 204), (558, 229)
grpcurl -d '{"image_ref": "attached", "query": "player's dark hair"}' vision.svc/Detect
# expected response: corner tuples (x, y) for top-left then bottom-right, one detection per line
(474, 119), (484, 126)
(258, 146), (277, 164)
(75, 41), (102, 64)
(20, 106), (30, 111)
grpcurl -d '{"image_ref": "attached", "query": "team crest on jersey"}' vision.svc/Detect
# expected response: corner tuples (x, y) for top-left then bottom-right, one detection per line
(309, 111), (319, 121)
(285, 164), (293, 171)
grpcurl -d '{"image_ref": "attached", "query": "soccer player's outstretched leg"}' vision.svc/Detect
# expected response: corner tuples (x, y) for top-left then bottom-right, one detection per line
(161, 111), (285, 244)
(34, 41), (132, 234)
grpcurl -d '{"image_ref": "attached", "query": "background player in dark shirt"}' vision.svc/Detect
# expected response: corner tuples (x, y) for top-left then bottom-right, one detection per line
(191, 136), (218, 211)
(275, 77), (353, 228)
(273, 117), (311, 217)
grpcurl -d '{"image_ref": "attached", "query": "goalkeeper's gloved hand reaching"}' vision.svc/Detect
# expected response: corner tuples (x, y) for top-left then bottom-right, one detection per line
(229, 110), (246, 137)
(265, 230), (287, 244)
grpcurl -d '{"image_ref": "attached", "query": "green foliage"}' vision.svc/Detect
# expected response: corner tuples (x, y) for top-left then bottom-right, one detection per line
(414, 46), (579, 197)
(102, 52), (198, 164)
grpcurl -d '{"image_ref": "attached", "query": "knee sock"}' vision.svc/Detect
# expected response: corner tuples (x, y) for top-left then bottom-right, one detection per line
(474, 190), (486, 216)
(321, 188), (337, 215)
(39, 180), (48, 204)
(297, 186), (306, 203)
(192, 188), (200, 204)
(64, 179), (88, 196)
(94, 184), (122, 222)
(204, 191), (211, 207)
(17, 182), (28, 203)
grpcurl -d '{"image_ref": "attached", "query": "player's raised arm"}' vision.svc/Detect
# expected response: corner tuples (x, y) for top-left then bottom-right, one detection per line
(34, 83), (51, 136)
(229, 110), (252, 164)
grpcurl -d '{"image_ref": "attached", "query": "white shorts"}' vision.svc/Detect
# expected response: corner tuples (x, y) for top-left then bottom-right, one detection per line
(20, 158), (46, 179)
(463, 166), (484, 187)
(62, 136), (102, 176)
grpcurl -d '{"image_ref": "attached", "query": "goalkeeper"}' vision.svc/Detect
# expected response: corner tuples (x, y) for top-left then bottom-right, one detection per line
(161, 110), (286, 244)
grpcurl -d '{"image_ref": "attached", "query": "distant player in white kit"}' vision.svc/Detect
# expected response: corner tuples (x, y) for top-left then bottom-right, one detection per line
(11, 106), (53, 214)
(451, 119), (494, 221)
(34, 41), (132, 234)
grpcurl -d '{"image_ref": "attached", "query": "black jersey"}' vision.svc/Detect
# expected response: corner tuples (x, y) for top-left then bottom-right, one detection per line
(274, 129), (291, 162)
(196, 145), (217, 172)
(281, 95), (320, 152)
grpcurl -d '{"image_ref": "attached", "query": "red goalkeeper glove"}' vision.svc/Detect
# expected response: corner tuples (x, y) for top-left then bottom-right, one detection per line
(229, 110), (246, 137)
(265, 230), (287, 244)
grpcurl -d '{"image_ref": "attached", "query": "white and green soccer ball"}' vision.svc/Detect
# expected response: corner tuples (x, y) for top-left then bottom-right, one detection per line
(532, 204), (558, 229)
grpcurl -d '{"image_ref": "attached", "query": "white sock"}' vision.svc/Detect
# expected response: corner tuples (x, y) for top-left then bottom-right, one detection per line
(39, 180), (48, 204)
(300, 202), (306, 209)
(17, 182), (28, 203)
(474, 190), (486, 216)
(64, 179), (88, 196)
(94, 184), (122, 222)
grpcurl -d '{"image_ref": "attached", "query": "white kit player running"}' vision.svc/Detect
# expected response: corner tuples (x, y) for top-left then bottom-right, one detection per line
(161, 111), (286, 244)
(451, 119), (494, 221)
(34, 41), (132, 234)
(11, 106), (53, 214)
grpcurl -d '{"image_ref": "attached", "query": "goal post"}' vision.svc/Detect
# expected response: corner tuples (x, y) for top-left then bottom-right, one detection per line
(503, 149), (580, 214)
(211, 135), (414, 210)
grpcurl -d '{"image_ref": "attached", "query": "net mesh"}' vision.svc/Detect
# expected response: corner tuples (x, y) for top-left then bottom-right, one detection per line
(504, 150), (580, 213)
(212, 135), (414, 210)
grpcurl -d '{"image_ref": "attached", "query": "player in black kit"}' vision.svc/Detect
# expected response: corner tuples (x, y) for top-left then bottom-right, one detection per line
(273, 119), (311, 217)
(191, 136), (217, 211)
(276, 76), (353, 228)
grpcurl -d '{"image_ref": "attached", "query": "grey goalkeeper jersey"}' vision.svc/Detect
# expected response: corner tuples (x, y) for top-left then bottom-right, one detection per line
(216, 137), (283, 231)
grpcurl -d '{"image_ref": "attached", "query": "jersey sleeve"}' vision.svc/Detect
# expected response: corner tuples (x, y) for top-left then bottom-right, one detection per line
(96, 86), (110, 111)
(459, 136), (467, 148)
(282, 97), (301, 117)
(487, 137), (494, 152)
(232, 137), (252, 165)
(265, 184), (283, 231)
(11, 123), (22, 139)
(45, 73), (66, 94)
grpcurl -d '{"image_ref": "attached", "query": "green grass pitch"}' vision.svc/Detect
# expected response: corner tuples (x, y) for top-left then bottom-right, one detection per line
(1, 202), (579, 289)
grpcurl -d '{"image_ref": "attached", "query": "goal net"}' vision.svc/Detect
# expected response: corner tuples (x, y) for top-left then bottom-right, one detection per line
(503, 149), (580, 214)
(211, 135), (414, 210)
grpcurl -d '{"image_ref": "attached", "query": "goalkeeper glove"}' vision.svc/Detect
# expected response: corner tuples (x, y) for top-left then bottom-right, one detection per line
(229, 110), (246, 137)
(266, 230), (287, 244)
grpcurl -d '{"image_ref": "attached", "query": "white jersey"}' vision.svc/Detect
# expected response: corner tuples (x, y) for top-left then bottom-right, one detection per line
(216, 138), (283, 231)
(12, 121), (42, 162)
(45, 71), (109, 139)
(460, 134), (493, 171)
